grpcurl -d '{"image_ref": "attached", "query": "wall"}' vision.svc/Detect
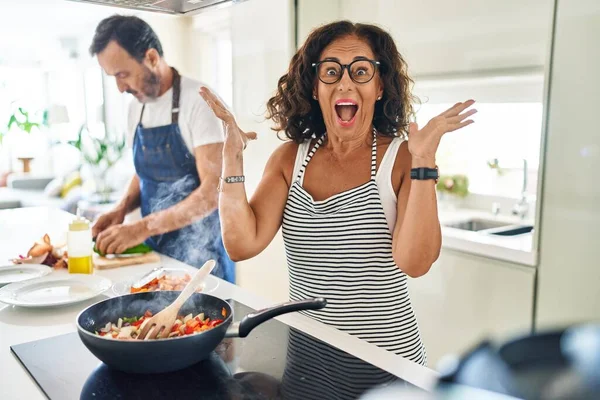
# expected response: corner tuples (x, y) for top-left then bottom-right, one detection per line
(229, 0), (294, 302)
(535, 0), (600, 329)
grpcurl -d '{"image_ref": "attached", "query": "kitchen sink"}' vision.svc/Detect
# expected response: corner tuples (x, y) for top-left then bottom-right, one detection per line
(445, 218), (513, 232)
(490, 225), (534, 236)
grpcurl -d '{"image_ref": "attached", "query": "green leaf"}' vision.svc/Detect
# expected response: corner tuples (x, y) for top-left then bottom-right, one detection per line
(7, 115), (17, 129)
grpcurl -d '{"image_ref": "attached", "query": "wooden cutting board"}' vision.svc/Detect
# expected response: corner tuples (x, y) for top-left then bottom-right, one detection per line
(93, 252), (161, 270)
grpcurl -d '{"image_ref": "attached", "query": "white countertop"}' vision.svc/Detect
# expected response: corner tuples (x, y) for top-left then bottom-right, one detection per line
(439, 208), (537, 266)
(0, 207), (439, 399)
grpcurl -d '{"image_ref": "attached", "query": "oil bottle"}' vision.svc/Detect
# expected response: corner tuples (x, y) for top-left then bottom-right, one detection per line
(67, 212), (93, 274)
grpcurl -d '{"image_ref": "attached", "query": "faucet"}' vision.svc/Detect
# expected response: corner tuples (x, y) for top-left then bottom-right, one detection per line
(512, 159), (529, 219)
(492, 202), (501, 216)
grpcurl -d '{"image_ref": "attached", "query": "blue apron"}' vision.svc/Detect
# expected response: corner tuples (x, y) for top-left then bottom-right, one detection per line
(132, 68), (235, 283)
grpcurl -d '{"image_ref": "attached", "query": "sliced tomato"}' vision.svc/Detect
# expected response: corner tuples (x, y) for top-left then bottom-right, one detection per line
(132, 318), (144, 327)
(184, 326), (194, 335)
(171, 324), (180, 333)
(209, 319), (223, 328)
(144, 310), (153, 318)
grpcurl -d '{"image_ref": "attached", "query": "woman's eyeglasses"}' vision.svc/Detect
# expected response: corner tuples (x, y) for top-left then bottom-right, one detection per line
(312, 59), (380, 84)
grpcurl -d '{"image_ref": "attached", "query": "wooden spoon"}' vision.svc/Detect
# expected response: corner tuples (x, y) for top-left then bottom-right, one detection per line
(137, 259), (216, 340)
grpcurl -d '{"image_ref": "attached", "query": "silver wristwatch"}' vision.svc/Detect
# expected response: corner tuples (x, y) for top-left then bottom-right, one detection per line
(218, 175), (245, 192)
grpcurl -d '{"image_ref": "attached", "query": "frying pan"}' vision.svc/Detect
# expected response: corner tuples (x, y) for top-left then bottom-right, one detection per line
(77, 291), (326, 374)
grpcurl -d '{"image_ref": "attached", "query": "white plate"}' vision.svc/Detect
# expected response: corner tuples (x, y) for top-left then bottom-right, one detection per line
(0, 274), (112, 308)
(111, 267), (219, 296)
(0, 264), (52, 287)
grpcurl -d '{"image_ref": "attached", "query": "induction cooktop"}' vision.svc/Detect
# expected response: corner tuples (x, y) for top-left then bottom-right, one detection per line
(11, 299), (414, 400)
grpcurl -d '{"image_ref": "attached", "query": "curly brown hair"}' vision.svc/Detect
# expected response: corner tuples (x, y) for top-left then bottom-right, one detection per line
(266, 20), (417, 143)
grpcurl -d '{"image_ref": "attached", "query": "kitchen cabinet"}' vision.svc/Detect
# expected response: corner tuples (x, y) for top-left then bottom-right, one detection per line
(237, 230), (290, 303)
(408, 249), (535, 368)
(297, 0), (554, 76)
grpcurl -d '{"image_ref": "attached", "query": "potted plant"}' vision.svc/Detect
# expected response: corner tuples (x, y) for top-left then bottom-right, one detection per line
(486, 158), (505, 176)
(436, 174), (469, 208)
(68, 124), (126, 203)
(0, 106), (46, 185)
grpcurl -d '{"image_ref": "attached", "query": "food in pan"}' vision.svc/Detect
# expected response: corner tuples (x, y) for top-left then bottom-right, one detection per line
(130, 273), (194, 293)
(95, 308), (227, 340)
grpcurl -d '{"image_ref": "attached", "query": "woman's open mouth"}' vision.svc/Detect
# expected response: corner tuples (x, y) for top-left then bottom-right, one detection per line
(334, 99), (359, 127)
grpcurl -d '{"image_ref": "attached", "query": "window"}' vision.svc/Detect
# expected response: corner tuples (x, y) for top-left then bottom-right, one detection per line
(414, 73), (545, 198)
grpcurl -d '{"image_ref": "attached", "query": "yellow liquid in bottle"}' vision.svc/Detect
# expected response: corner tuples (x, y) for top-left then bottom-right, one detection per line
(68, 255), (93, 274)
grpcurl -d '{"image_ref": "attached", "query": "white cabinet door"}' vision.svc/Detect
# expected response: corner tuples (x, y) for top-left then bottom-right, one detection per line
(408, 249), (535, 368)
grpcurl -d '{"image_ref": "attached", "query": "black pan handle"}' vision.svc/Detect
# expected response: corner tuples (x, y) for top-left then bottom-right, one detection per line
(225, 298), (327, 338)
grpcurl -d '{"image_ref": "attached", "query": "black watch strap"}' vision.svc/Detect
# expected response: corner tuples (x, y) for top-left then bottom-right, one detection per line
(410, 167), (439, 182)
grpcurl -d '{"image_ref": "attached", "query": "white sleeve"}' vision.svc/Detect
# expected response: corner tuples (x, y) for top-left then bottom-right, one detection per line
(126, 100), (138, 149)
(187, 96), (226, 148)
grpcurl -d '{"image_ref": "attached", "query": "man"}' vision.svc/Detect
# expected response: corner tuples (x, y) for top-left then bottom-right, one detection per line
(89, 15), (235, 283)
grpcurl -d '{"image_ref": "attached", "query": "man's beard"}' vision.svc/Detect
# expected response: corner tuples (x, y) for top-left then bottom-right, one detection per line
(127, 66), (160, 102)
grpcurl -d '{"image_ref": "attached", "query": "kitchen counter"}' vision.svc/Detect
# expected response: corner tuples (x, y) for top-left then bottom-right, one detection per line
(0, 207), (439, 399)
(439, 208), (536, 266)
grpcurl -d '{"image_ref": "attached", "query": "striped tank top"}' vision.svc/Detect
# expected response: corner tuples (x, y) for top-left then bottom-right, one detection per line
(282, 130), (427, 365)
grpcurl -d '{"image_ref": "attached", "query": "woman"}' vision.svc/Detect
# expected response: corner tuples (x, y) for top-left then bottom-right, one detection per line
(200, 21), (476, 365)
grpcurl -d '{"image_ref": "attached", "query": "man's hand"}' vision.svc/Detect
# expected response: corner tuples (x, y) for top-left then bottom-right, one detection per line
(95, 221), (150, 255)
(92, 209), (126, 239)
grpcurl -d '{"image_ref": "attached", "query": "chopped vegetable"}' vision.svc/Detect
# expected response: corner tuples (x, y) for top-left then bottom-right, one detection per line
(11, 234), (68, 269)
(186, 319), (199, 329)
(95, 310), (225, 340)
(122, 316), (138, 324)
(94, 242), (153, 257)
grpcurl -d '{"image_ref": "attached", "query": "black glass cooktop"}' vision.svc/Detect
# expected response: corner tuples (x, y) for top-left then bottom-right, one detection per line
(11, 300), (415, 400)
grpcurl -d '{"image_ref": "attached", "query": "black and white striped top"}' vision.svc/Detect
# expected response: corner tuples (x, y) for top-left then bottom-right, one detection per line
(282, 130), (426, 365)
(281, 328), (401, 399)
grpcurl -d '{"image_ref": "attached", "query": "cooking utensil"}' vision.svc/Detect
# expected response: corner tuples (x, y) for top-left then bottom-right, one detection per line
(77, 291), (327, 373)
(137, 260), (216, 340)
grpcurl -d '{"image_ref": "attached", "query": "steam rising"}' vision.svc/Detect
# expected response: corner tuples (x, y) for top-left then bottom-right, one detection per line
(146, 174), (228, 280)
